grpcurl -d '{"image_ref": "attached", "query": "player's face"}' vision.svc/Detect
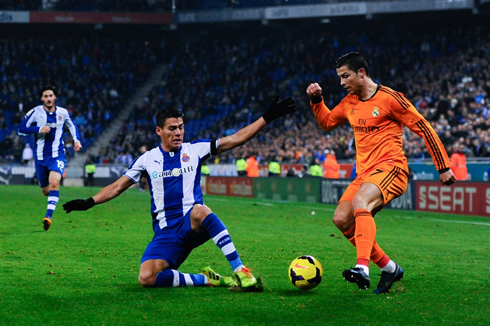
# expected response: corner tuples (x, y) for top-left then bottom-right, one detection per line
(156, 117), (184, 152)
(337, 66), (362, 96)
(41, 90), (57, 110)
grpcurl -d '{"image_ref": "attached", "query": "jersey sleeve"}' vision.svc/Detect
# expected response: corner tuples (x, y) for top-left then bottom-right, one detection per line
(124, 152), (146, 183)
(310, 97), (349, 132)
(191, 139), (214, 159)
(17, 108), (41, 136)
(64, 110), (80, 142)
(390, 93), (451, 172)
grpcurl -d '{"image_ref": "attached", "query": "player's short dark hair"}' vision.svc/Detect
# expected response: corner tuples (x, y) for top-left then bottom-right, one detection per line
(40, 85), (57, 97)
(156, 109), (184, 127)
(335, 52), (370, 77)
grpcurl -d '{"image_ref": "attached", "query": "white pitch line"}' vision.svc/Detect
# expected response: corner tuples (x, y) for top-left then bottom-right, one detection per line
(300, 206), (336, 212)
(392, 215), (490, 226)
(206, 197), (275, 206)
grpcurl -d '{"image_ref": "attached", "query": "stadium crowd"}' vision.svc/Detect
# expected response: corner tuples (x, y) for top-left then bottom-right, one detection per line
(94, 22), (490, 167)
(1, 19), (489, 170)
(0, 0), (354, 12)
(0, 36), (162, 163)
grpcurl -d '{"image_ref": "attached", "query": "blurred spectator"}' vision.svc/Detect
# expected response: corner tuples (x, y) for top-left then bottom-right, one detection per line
(450, 143), (468, 181)
(236, 156), (247, 176)
(84, 158), (96, 187)
(323, 149), (340, 179)
(309, 158), (323, 178)
(21, 143), (33, 166)
(268, 155), (281, 177)
(245, 154), (259, 177)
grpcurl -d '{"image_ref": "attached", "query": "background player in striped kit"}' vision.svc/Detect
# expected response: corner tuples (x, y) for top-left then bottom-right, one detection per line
(63, 96), (295, 289)
(307, 52), (456, 293)
(17, 85), (82, 231)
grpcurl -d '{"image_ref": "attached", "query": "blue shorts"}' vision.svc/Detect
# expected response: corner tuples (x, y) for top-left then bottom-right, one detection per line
(141, 208), (210, 269)
(36, 157), (66, 188)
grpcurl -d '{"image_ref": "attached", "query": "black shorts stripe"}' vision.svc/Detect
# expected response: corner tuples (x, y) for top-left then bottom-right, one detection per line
(415, 120), (444, 169)
(379, 87), (410, 109)
(380, 166), (401, 190)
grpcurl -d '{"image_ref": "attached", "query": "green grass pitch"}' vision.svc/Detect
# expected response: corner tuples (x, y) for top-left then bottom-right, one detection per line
(1, 185), (489, 325)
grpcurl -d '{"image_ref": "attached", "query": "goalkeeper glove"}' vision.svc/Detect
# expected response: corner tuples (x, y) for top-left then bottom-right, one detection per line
(262, 96), (296, 124)
(63, 197), (95, 213)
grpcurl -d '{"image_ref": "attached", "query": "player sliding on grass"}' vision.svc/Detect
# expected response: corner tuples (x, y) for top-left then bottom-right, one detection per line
(306, 52), (456, 293)
(63, 96), (295, 289)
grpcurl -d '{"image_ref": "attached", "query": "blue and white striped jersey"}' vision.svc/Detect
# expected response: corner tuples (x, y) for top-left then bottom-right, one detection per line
(124, 140), (216, 232)
(17, 105), (80, 161)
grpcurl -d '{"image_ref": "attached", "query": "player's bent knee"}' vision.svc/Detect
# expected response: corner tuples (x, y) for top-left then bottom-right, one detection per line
(332, 211), (349, 229)
(191, 204), (212, 223)
(138, 271), (156, 287)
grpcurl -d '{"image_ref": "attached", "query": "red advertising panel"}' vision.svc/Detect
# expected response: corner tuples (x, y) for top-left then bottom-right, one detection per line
(206, 177), (254, 198)
(29, 11), (173, 24)
(416, 181), (490, 217)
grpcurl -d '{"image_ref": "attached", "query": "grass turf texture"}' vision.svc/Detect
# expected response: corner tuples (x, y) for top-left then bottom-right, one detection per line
(1, 185), (489, 325)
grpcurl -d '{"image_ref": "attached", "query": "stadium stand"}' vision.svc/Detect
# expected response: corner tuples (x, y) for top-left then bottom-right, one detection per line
(99, 15), (490, 166)
(0, 28), (163, 163)
(1, 7), (489, 169)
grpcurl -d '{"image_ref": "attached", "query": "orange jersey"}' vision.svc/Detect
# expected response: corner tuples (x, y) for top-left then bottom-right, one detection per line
(311, 85), (450, 175)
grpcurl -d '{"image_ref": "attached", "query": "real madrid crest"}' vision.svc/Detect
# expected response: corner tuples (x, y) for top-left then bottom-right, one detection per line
(372, 107), (380, 117)
(182, 153), (190, 163)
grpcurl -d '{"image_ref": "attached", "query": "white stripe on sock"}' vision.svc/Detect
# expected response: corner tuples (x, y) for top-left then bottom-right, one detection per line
(221, 242), (237, 256)
(183, 274), (194, 287)
(212, 230), (228, 244)
(171, 270), (180, 287)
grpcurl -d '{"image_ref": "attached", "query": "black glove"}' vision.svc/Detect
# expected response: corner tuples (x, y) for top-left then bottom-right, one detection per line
(63, 197), (95, 213)
(262, 96), (296, 124)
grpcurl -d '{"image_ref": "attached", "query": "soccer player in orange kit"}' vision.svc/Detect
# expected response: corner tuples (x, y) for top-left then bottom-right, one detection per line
(306, 52), (456, 293)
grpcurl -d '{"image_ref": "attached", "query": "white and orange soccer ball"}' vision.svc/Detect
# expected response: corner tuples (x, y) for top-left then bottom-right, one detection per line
(288, 255), (323, 290)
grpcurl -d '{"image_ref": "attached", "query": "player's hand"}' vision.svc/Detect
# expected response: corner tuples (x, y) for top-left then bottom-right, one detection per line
(440, 169), (456, 186)
(63, 198), (95, 213)
(306, 83), (323, 98)
(262, 96), (296, 124)
(40, 126), (51, 134)
(74, 141), (82, 152)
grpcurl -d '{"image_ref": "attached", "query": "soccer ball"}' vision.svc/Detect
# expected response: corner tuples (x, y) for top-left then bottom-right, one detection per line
(289, 255), (323, 290)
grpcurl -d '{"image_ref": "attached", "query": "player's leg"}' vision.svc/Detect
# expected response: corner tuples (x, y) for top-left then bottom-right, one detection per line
(44, 158), (65, 222)
(139, 249), (209, 288)
(41, 171), (62, 231)
(35, 160), (52, 230)
(191, 204), (257, 288)
(334, 201), (392, 270)
(139, 213), (234, 288)
(362, 166), (408, 293)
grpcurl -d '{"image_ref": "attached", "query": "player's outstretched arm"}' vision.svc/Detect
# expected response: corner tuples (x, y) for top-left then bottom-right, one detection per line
(216, 96), (295, 154)
(63, 176), (134, 213)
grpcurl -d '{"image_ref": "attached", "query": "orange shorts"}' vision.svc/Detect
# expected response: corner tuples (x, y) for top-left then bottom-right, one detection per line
(340, 163), (409, 207)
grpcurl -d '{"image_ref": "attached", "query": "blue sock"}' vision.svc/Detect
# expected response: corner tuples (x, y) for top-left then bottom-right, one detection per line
(154, 269), (207, 287)
(46, 190), (59, 218)
(201, 213), (243, 272)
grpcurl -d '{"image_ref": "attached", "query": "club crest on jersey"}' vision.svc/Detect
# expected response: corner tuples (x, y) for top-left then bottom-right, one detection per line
(182, 153), (190, 163)
(372, 107), (380, 117)
(58, 115), (63, 121)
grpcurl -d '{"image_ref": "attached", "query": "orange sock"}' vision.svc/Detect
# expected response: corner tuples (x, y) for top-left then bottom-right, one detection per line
(354, 209), (376, 267)
(343, 224), (388, 266)
(371, 241), (387, 265)
(343, 225), (356, 246)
